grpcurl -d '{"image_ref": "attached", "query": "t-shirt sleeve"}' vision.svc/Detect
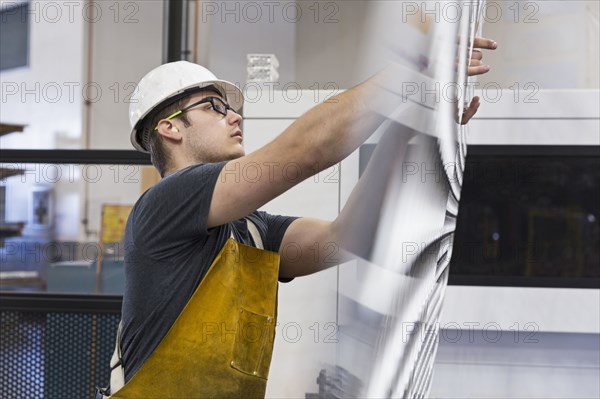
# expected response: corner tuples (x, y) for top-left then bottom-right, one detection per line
(131, 162), (226, 257)
(248, 211), (298, 253)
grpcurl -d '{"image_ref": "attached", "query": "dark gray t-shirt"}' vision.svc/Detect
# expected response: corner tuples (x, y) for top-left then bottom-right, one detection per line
(120, 162), (297, 382)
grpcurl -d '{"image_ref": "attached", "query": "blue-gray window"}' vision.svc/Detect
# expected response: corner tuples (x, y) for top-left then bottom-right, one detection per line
(0, 2), (29, 71)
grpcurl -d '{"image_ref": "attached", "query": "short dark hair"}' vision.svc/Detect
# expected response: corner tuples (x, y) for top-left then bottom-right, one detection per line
(144, 98), (191, 177)
(142, 86), (222, 177)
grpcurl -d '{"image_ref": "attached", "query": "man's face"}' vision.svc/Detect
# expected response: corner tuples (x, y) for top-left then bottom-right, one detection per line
(179, 90), (244, 164)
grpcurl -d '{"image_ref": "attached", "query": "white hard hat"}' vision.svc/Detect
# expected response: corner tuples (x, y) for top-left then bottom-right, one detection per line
(129, 61), (244, 152)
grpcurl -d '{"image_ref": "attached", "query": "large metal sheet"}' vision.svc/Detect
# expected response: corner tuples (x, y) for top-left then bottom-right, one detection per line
(317, 1), (487, 397)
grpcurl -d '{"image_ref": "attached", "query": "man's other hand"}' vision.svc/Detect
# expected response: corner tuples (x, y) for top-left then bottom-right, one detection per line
(468, 37), (497, 76)
(461, 96), (481, 125)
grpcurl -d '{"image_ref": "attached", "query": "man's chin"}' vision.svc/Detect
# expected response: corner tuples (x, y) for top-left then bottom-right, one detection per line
(226, 151), (245, 161)
(201, 149), (245, 163)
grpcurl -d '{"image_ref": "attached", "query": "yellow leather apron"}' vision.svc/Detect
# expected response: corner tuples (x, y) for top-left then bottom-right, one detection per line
(110, 234), (280, 398)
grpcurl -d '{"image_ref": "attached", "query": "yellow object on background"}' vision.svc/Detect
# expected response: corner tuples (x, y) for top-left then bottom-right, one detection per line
(100, 205), (133, 243)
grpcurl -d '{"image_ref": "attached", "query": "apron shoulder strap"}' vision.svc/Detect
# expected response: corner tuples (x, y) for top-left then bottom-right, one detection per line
(246, 219), (264, 250)
(103, 321), (125, 397)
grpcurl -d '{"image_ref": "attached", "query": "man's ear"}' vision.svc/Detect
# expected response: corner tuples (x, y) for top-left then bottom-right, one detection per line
(156, 121), (183, 142)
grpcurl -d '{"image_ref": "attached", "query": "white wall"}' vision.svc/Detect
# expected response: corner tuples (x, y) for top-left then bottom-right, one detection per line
(195, 0), (600, 91)
(85, 0), (163, 150)
(479, 0), (599, 89)
(468, 89), (600, 145)
(294, 1), (372, 88)
(196, 0), (297, 87)
(431, 330), (600, 399)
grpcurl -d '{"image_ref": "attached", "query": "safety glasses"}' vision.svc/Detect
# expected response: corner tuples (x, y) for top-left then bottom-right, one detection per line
(154, 97), (235, 131)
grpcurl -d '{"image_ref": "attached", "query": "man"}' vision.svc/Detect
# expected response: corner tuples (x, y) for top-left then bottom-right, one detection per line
(102, 38), (496, 398)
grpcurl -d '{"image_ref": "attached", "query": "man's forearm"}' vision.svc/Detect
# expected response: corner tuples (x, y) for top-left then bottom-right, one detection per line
(280, 76), (387, 174)
(331, 122), (416, 258)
